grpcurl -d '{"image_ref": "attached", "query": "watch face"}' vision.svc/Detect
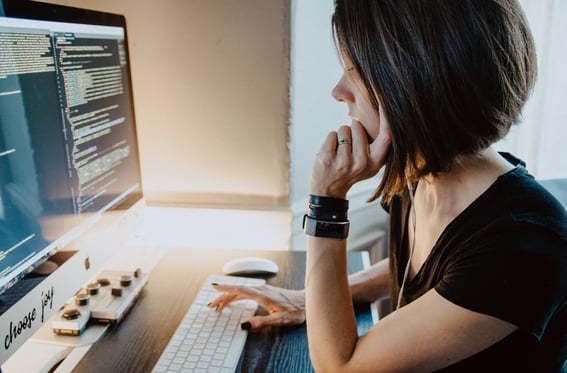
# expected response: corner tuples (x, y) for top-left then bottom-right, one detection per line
(303, 215), (349, 239)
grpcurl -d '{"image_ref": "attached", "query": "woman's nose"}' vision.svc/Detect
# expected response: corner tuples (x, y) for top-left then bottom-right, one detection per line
(331, 74), (354, 103)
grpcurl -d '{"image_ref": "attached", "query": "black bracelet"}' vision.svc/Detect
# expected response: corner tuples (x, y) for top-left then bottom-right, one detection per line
(308, 194), (348, 221)
(309, 194), (349, 210)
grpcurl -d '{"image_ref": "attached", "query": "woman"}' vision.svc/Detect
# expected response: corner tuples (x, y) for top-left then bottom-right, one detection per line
(210, 1), (567, 371)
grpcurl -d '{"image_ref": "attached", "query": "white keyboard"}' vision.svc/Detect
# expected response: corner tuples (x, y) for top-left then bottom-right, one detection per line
(152, 275), (266, 373)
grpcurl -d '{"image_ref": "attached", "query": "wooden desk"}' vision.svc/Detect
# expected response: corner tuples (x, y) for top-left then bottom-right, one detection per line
(72, 249), (375, 372)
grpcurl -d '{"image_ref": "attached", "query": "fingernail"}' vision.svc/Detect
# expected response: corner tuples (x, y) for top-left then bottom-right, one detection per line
(206, 302), (212, 307)
(241, 322), (251, 330)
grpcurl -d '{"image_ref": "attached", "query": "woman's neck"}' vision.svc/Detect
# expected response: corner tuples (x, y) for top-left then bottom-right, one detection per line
(416, 147), (514, 217)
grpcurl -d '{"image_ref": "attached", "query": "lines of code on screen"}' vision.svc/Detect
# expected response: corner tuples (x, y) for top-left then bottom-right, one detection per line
(53, 32), (136, 214)
(0, 32), (55, 78)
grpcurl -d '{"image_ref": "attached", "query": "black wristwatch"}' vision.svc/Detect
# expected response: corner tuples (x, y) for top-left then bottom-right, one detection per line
(302, 214), (350, 239)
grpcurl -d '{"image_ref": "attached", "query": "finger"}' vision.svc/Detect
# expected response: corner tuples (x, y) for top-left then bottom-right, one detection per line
(207, 291), (239, 312)
(336, 125), (353, 154)
(368, 106), (393, 166)
(211, 283), (267, 309)
(350, 120), (369, 159)
(348, 121), (374, 179)
(212, 283), (263, 300)
(208, 284), (247, 311)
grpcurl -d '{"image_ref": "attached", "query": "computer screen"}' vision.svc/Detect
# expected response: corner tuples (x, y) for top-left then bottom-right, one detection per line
(0, 0), (142, 363)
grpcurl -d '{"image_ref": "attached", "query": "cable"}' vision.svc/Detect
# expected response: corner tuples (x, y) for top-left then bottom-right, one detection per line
(396, 181), (417, 310)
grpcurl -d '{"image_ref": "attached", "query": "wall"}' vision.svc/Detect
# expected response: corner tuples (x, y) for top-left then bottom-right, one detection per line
(495, 0), (567, 180)
(41, 0), (291, 208)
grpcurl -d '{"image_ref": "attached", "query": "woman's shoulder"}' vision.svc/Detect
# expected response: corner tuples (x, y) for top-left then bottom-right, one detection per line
(490, 163), (567, 237)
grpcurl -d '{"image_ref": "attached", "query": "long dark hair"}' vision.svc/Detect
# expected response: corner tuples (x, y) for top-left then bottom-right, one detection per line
(332, 0), (537, 203)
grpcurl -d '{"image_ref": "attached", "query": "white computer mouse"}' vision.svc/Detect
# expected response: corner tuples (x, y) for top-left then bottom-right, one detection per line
(222, 257), (279, 276)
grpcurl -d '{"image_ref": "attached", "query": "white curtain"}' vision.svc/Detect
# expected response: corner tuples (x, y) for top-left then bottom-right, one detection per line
(496, 0), (567, 180)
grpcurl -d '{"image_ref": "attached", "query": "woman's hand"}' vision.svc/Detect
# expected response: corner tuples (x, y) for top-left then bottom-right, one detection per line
(208, 283), (305, 330)
(310, 115), (392, 198)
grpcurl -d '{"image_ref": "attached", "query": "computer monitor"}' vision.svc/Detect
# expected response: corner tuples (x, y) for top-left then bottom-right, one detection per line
(0, 0), (143, 363)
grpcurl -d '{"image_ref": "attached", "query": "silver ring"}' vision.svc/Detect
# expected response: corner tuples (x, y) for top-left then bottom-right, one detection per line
(338, 138), (352, 146)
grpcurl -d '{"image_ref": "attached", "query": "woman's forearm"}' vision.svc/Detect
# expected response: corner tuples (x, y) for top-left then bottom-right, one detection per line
(305, 239), (391, 370)
(305, 236), (359, 370)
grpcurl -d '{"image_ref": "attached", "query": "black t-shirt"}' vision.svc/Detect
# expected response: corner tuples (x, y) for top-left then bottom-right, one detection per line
(386, 157), (567, 372)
